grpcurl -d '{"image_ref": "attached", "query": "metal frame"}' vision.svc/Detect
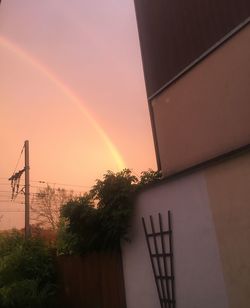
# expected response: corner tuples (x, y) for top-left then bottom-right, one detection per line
(142, 211), (175, 308)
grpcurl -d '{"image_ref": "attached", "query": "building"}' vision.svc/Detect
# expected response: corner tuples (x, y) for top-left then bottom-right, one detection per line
(122, 1), (250, 308)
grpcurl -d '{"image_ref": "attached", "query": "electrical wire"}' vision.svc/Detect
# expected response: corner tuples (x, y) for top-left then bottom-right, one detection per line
(33, 180), (90, 188)
(11, 144), (25, 177)
(0, 178), (90, 189)
(0, 210), (26, 213)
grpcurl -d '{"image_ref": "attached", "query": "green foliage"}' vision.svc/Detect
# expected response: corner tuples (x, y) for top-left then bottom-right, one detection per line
(0, 231), (57, 308)
(56, 218), (81, 255)
(90, 169), (138, 209)
(59, 168), (161, 254)
(138, 169), (162, 187)
(59, 195), (100, 254)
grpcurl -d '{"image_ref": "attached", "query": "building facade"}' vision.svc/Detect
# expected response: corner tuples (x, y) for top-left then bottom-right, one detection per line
(122, 1), (250, 307)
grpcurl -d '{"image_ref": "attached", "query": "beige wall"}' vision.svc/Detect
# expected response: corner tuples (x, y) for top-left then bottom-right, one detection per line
(122, 151), (250, 308)
(122, 171), (228, 308)
(152, 25), (250, 176)
(205, 151), (250, 308)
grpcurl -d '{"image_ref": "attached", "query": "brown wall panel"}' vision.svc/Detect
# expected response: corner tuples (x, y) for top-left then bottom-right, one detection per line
(151, 25), (250, 176)
(134, 0), (250, 97)
(205, 151), (250, 308)
(57, 252), (126, 308)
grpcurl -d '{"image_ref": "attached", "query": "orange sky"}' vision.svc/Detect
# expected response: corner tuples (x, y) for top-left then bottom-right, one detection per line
(0, 0), (156, 229)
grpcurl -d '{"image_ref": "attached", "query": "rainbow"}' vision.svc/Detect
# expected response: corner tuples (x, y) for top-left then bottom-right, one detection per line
(0, 35), (125, 170)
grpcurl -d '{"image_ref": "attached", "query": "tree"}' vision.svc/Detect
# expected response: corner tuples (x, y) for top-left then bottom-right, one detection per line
(31, 185), (75, 230)
(0, 231), (57, 308)
(138, 168), (162, 187)
(58, 168), (161, 254)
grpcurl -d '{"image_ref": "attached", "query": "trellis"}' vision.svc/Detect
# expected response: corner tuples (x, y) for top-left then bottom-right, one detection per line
(142, 211), (175, 308)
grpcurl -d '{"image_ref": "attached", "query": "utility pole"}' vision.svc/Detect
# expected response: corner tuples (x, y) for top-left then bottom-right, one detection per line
(24, 140), (30, 239)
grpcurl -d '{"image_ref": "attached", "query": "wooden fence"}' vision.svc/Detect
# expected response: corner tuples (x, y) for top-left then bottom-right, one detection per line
(56, 251), (126, 308)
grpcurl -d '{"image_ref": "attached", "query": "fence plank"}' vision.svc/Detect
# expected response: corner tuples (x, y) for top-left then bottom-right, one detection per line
(56, 251), (126, 308)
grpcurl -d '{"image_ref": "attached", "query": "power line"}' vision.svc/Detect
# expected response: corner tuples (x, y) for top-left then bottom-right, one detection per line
(34, 180), (91, 188)
(11, 144), (25, 177)
(0, 178), (90, 189)
(0, 203), (24, 205)
(0, 189), (85, 198)
(0, 201), (23, 204)
(29, 185), (87, 194)
(0, 210), (27, 213)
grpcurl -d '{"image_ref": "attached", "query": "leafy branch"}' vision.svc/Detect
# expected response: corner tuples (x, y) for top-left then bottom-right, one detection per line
(58, 169), (161, 254)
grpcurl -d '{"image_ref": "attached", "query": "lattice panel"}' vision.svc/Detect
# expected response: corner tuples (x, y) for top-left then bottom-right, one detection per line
(142, 211), (175, 308)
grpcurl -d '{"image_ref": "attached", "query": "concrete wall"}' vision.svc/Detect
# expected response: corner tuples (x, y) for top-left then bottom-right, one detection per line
(151, 25), (250, 176)
(122, 151), (250, 308)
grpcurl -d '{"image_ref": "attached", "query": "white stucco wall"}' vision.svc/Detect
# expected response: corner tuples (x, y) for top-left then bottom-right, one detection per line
(122, 172), (228, 308)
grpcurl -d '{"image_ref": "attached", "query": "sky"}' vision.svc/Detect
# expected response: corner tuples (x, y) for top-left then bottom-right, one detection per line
(0, 0), (156, 229)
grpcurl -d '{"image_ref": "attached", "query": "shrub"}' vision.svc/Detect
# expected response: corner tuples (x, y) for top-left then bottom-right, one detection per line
(0, 231), (57, 308)
(58, 169), (161, 254)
